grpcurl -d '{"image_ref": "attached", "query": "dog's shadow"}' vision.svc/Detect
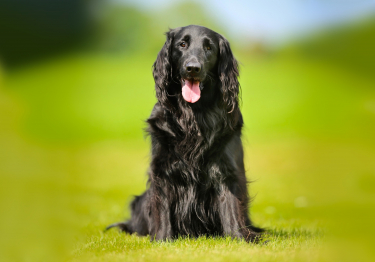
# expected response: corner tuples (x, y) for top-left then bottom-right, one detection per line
(260, 227), (323, 244)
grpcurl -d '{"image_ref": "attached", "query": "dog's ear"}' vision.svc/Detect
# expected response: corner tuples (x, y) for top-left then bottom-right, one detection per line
(218, 36), (240, 114)
(153, 29), (175, 109)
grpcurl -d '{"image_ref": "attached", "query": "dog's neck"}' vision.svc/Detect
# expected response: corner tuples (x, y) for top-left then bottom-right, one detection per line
(161, 97), (239, 163)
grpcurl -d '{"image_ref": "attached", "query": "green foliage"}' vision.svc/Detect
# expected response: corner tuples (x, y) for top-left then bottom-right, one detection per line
(1, 9), (375, 262)
(1, 47), (375, 261)
(280, 17), (375, 78)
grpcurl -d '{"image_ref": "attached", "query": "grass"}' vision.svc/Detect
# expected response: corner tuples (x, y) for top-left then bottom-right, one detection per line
(0, 50), (374, 261)
(70, 231), (322, 262)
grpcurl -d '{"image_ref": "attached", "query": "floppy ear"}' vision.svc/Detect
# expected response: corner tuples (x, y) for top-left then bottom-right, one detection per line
(218, 36), (240, 114)
(153, 30), (174, 109)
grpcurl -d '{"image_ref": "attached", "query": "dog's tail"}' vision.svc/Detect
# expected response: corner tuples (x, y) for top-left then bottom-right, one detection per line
(105, 221), (133, 233)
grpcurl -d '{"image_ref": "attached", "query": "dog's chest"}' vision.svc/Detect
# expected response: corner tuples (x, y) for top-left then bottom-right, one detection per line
(170, 183), (225, 235)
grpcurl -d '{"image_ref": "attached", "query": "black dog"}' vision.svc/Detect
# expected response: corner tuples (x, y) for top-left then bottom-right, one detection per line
(107, 25), (262, 242)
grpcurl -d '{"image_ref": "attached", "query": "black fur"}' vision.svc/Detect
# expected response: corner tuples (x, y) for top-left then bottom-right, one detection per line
(107, 25), (262, 242)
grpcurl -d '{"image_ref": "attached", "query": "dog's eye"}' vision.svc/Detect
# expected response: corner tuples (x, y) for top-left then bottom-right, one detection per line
(180, 42), (186, 47)
(206, 46), (211, 50)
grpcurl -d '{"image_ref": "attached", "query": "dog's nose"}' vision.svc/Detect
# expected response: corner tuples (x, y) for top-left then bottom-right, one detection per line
(186, 62), (201, 73)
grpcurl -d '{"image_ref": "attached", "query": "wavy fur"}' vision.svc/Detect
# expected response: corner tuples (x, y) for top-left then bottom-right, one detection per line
(107, 25), (262, 242)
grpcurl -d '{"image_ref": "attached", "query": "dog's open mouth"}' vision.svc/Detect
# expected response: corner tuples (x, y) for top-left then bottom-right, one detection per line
(181, 79), (201, 103)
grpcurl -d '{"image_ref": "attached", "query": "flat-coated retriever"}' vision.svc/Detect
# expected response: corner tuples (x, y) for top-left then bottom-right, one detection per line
(107, 25), (262, 242)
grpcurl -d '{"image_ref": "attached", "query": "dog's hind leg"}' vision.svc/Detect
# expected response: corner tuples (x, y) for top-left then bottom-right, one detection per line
(106, 192), (150, 236)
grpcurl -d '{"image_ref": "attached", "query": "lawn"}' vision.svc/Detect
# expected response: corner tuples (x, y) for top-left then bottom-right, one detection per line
(0, 50), (374, 261)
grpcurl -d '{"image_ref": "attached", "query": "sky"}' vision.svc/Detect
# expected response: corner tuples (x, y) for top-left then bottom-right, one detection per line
(118, 0), (375, 45)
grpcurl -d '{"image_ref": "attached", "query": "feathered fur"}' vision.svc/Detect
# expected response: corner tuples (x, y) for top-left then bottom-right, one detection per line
(107, 25), (262, 242)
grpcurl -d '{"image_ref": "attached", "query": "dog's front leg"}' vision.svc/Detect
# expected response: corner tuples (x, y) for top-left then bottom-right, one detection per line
(149, 188), (173, 241)
(218, 188), (245, 239)
(218, 189), (261, 242)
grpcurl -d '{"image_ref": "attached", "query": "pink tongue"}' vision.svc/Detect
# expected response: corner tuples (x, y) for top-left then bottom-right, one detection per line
(182, 79), (201, 103)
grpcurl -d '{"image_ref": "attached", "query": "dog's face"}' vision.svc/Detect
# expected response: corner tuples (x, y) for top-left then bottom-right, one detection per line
(153, 25), (239, 112)
(171, 26), (220, 103)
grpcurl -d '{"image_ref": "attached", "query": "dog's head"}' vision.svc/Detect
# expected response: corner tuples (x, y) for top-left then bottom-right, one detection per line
(153, 25), (239, 113)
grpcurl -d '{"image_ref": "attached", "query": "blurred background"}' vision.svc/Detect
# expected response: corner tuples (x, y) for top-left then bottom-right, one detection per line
(1, 0), (375, 261)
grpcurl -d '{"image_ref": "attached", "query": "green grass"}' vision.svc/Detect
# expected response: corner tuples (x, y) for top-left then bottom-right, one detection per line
(0, 50), (374, 261)
(71, 231), (322, 262)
